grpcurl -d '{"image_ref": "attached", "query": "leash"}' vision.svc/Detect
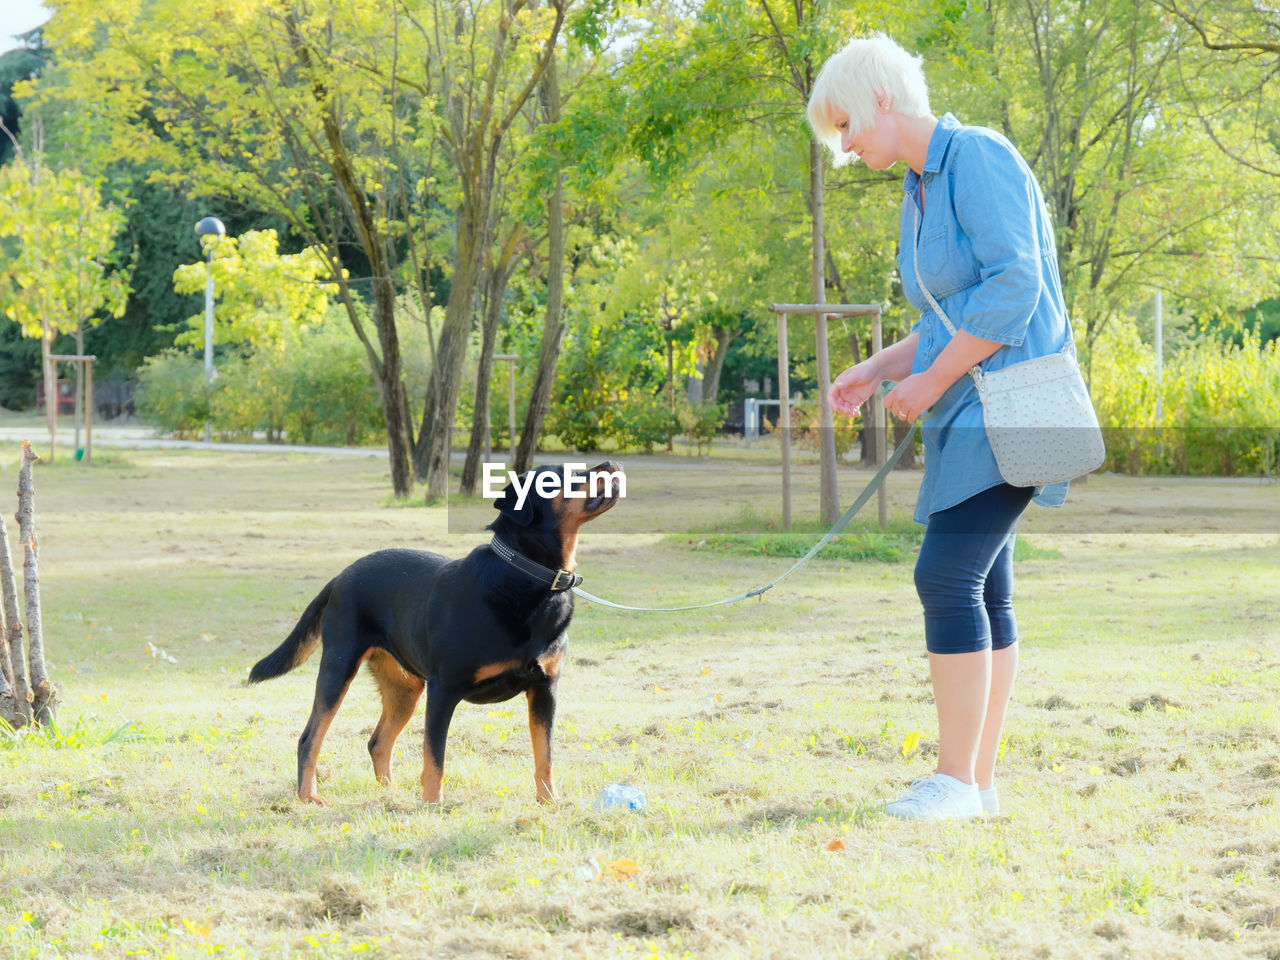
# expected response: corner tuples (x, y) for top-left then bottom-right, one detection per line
(572, 407), (919, 613)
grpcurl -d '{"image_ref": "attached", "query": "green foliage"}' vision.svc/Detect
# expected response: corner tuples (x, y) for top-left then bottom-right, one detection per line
(610, 392), (680, 453)
(273, 321), (383, 446)
(171, 230), (334, 352)
(0, 159), (131, 341)
(136, 314), (383, 445)
(1091, 318), (1280, 476)
(134, 351), (211, 438)
(0, 28), (47, 167)
(0, 318), (40, 410)
(88, 178), (207, 374)
(681, 400), (728, 454)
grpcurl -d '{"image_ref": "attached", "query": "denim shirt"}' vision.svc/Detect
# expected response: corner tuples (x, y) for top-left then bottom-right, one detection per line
(898, 113), (1070, 524)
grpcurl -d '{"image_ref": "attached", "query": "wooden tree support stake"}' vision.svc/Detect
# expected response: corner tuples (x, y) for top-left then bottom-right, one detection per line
(17, 442), (57, 725)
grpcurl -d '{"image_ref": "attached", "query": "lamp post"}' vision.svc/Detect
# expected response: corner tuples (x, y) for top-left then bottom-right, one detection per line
(194, 216), (225, 442)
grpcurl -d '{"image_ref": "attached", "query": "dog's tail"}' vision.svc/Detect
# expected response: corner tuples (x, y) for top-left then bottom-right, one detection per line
(248, 582), (333, 684)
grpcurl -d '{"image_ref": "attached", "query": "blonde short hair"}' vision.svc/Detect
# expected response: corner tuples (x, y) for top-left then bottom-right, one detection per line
(806, 33), (932, 166)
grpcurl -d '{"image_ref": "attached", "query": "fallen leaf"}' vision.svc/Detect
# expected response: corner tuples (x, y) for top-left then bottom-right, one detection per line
(603, 857), (641, 881)
(901, 731), (921, 757)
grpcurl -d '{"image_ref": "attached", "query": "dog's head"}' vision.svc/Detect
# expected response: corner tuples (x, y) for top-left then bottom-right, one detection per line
(488, 461), (624, 572)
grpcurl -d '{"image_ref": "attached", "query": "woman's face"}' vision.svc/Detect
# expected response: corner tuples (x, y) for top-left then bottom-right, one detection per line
(829, 104), (898, 170)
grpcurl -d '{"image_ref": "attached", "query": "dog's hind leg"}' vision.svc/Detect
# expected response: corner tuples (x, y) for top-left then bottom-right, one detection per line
(296, 642), (366, 805)
(366, 650), (425, 787)
(421, 676), (460, 804)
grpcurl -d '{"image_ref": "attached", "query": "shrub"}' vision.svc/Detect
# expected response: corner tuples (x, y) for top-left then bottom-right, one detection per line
(609, 393), (679, 453)
(1091, 319), (1280, 476)
(211, 354), (281, 440)
(134, 320), (383, 446)
(276, 326), (382, 445)
(135, 351), (211, 438)
(679, 401), (727, 454)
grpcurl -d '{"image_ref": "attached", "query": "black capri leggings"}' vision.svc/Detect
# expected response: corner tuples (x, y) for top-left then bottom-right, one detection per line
(913, 483), (1035, 655)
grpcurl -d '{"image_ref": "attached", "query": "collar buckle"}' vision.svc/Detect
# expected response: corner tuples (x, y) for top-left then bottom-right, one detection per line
(550, 569), (573, 592)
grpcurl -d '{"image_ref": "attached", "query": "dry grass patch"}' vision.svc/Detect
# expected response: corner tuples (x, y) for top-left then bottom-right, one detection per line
(0, 449), (1276, 958)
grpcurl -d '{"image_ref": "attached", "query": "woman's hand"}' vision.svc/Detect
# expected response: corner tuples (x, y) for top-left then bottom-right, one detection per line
(827, 358), (882, 416)
(882, 371), (947, 423)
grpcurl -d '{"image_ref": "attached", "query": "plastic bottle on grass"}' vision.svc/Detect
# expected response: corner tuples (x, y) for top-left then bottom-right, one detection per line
(592, 784), (646, 812)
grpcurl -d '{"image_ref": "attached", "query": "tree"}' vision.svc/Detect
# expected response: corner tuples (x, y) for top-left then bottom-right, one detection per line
(915, 0), (1280, 340)
(0, 157), (130, 458)
(1152, 0), (1280, 177)
(409, 0), (568, 499)
(31, 0), (570, 498)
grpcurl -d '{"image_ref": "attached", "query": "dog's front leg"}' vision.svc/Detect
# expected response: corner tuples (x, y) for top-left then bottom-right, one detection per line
(422, 677), (459, 804)
(526, 678), (558, 803)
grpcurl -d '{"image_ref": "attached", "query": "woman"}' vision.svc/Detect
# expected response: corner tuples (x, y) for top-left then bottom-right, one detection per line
(807, 34), (1070, 820)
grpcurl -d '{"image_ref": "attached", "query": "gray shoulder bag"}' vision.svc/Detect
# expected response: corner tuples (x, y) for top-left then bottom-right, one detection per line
(912, 207), (1106, 487)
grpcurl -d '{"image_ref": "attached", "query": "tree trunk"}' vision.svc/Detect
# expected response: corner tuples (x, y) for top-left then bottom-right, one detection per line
(370, 276), (414, 498)
(286, 12), (413, 498)
(416, 202), (488, 499)
(514, 53), (567, 476)
(701, 325), (736, 403)
(892, 415), (917, 470)
(0, 504), (25, 727)
(461, 247), (518, 495)
(16, 442), (55, 725)
(810, 139), (838, 523)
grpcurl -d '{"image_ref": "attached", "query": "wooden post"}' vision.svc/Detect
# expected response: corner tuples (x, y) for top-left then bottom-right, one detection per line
(42, 331), (55, 463)
(776, 311), (791, 531)
(769, 304), (883, 531)
(85, 359), (94, 464)
(871, 308), (887, 530)
(815, 311), (838, 524)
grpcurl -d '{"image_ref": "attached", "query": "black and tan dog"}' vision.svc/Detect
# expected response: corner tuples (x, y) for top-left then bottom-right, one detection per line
(248, 461), (622, 805)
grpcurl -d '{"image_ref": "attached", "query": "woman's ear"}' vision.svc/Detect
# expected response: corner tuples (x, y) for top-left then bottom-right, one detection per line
(875, 91), (892, 112)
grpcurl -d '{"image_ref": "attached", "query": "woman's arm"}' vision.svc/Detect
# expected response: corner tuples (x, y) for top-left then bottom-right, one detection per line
(882, 329), (1002, 422)
(828, 332), (919, 415)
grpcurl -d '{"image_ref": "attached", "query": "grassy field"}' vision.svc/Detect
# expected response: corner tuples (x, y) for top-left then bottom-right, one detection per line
(0, 446), (1278, 959)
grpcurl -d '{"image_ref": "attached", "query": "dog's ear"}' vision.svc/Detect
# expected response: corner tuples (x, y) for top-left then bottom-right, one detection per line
(493, 475), (536, 527)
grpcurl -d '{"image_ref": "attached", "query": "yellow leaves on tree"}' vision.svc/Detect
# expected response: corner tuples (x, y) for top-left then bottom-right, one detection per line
(0, 160), (130, 342)
(170, 229), (335, 354)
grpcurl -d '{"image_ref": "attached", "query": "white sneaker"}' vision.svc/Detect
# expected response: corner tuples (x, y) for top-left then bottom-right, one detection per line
(884, 773), (982, 820)
(980, 787), (999, 815)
